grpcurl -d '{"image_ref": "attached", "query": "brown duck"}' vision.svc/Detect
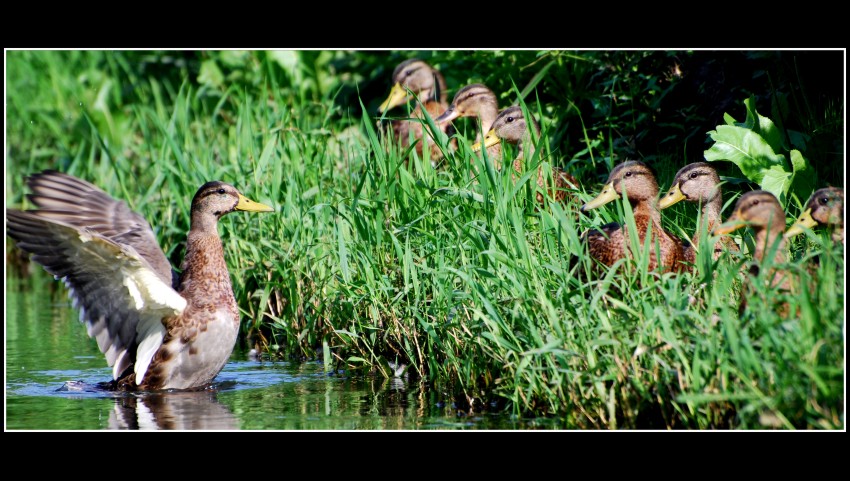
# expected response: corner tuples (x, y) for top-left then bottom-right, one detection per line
(470, 105), (579, 204)
(434, 83), (502, 162)
(713, 190), (792, 314)
(378, 58), (454, 161)
(784, 186), (844, 246)
(6, 170), (274, 391)
(580, 160), (690, 273)
(658, 161), (740, 261)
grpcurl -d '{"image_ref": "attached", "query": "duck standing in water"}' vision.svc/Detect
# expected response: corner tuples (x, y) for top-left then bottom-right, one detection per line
(6, 170), (274, 391)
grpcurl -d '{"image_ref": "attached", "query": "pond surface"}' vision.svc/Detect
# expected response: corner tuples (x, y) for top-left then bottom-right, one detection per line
(6, 272), (563, 431)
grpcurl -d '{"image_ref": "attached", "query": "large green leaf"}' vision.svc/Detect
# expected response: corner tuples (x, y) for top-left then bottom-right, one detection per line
(704, 124), (788, 184)
(760, 165), (793, 206)
(743, 97), (784, 155)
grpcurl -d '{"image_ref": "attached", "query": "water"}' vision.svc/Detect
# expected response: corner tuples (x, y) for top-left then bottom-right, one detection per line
(5, 272), (562, 431)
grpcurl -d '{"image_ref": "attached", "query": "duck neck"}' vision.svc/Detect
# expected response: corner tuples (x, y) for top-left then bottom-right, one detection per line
(753, 225), (787, 266)
(478, 107), (499, 140)
(833, 226), (844, 246)
(695, 196), (724, 247)
(179, 216), (233, 303)
(632, 198), (660, 229)
(516, 130), (537, 164)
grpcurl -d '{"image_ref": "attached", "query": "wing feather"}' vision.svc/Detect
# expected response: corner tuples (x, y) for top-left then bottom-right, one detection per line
(6, 210), (185, 381)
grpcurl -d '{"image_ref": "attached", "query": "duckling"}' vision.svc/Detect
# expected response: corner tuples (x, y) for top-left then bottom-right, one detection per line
(6, 170), (274, 391)
(470, 105), (579, 204)
(580, 160), (690, 273)
(658, 161), (740, 261)
(784, 186), (844, 246)
(713, 190), (792, 314)
(434, 83), (502, 161)
(378, 58), (454, 161)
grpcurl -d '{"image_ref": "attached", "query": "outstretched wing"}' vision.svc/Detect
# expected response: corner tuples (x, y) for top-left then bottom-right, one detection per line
(7, 170), (186, 382)
(7, 210), (186, 381)
(24, 170), (175, 287)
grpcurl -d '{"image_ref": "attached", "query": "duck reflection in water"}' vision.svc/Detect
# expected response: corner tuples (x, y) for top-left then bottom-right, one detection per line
(108, 389), (239, 430)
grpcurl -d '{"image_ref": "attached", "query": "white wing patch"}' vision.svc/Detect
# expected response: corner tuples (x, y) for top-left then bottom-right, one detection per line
(134, 316), (167, 384)
(116, 245), (187, 384)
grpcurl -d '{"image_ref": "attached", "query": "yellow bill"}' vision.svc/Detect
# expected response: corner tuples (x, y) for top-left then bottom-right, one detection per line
(236, 194), (274, 212)
(471, 128), (500, 153)
(658, 183), (686, 209)
(783, 208), (818, 239)
(378, 83), (411, 113)
(580, 182), (620, 212)
(712, 211), (747, 235)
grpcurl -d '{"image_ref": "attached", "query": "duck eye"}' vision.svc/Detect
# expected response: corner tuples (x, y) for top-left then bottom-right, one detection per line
(625, 171), (632, 178)
(689, 172), (698, 179)
(405, 70), (413, 76)
(752, 200), (759, 205)
(217, 188), (226, 195)
(819, 197), (829, 205)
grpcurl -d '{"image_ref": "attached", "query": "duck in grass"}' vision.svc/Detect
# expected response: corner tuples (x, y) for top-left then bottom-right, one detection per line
(470, 105), (579, 205)
(713, 190), (792, 315)
(580, 160), (691, 273)
(378, 58), (454, 161)
(658, 161), (740, 261)
(434, 83), (502, 162)
(6, 170), (274, 391)
(784, 186), (844, 246)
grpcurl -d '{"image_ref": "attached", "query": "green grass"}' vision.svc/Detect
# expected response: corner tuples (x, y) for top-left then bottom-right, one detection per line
(5, 50), (844, 429)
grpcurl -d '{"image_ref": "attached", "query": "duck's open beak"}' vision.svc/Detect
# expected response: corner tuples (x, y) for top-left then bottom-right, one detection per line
(784, 208), (818, 239)
(378, 83), (411, 113)
(236, 194), (274, 212)
(471, 128), (500, 153)
(658, 183), (686, 209)
(580, 182), (619, 212)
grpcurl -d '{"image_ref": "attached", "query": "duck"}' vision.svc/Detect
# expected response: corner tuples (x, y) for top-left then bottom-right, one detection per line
(470, 105), (579, 204)
(784, 186), (844, 246)
(5, 170), (274, 391)
(712, 190), (792, 314)
(579, 160), (690, 273)
(434, 83), (502, 162)
(658, 161), (740, 261)
(378, 58), (454, 161)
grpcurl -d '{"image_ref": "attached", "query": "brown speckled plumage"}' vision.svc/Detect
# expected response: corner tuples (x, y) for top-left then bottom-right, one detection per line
(6, 171), (273, 391)
(659, 162), (739, 262)
(580, 161), (690, 273)
(378, 58), (455, 161)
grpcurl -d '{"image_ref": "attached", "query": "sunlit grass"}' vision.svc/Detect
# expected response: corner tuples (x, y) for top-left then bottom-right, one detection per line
(5, 50), (844, 429)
